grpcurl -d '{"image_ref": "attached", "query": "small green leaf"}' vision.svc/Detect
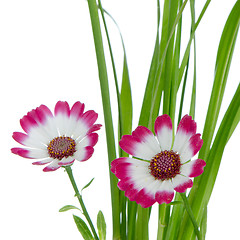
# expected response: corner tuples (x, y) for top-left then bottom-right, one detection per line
(97, 211), (106, 240)
(81, 178), (95, 192)
(73, 215), (94, 240)
(59, 205), (80, 212)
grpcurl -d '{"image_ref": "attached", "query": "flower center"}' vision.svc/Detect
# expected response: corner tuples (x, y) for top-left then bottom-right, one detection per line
(149, 150), (181, 180)
(47, 136), (76, 160)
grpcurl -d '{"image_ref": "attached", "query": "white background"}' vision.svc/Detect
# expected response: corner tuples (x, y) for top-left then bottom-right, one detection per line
(1, 0), (240, 239)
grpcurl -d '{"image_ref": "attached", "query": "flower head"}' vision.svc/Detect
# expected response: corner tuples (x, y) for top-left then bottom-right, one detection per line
(11, 101), (101, 172)
(111, 114), (206, 208)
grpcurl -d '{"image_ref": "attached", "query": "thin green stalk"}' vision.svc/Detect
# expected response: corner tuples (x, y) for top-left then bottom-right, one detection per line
(65, 166), (99, 240)
(87, 0), (120, 239)
(157, 204), (170, 240)
(135, 206), (149, 240)
(179, 193), (202, 240)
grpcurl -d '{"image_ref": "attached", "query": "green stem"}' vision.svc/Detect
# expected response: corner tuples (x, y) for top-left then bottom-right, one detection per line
(179, 193), (202, 240)
(135, 206), (149, 240)
(87, 0), (120, 239)
(65, 166), (99, 240)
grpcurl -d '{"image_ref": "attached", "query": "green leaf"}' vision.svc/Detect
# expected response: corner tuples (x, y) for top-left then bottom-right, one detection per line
(81, 178), (95, 192)
(59, 205), (80, 212)
(97, 211), (107, 240)
(73, 215), (94, 240)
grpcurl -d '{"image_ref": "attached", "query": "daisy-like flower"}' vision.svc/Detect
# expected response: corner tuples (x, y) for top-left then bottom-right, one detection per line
(111, 114), (206, 208)
(11, 101), (101, 172)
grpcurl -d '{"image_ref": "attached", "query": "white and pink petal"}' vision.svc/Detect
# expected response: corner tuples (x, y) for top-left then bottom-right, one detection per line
(172, 174), (193, 193)
(180, 159), (206, 178)
(155, 180), (174, 204)
(178, 134), (203, 163)
(119, 133), (158, 160)
(173, 115), (197, 154)
(58, 157), (75, 166)
(76, 133), (99, 148)
(74, 146), (94, 162)
(154, 115), (173, 151)
(11, 147), (48, 159)
(112, 158), (160, 208)
(43, 160), (61, 172)
(32, 158), (53, 165)
(54, 101), (71, 135)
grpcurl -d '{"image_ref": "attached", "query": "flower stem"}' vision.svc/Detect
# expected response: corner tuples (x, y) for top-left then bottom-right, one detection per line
(179, 192), (202, 240)
(65, 166), (99, 240)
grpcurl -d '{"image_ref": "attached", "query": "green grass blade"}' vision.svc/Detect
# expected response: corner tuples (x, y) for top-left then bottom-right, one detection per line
(87, 1), (120, 238)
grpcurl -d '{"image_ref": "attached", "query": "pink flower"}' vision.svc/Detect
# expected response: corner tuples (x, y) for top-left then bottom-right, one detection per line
(111, 115), (206, 208)
(11, 101), (101, 172)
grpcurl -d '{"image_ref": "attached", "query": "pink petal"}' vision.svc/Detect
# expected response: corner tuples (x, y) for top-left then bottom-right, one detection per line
(181, 159), (206, 178)
(172, 175), (193, 193)
(35, 105), (53, 124)
(177, 115), (197, 135)
(111, 157), (126, 174)
(11, 148), (31, 158)
(155, 191), (174, 205)
(12, 132), (28, 145)
(70, 101), (85, 119)
(112, 159), (131, 179)
(54, 101), (70, 117)
(87, 124), (102, 134)
(154, 115), (173, 150)
(26, 105), (53, 125)
(81, 110), (98, 127)
(134, 189), (156, 208)
(20, 115), (38, 133)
